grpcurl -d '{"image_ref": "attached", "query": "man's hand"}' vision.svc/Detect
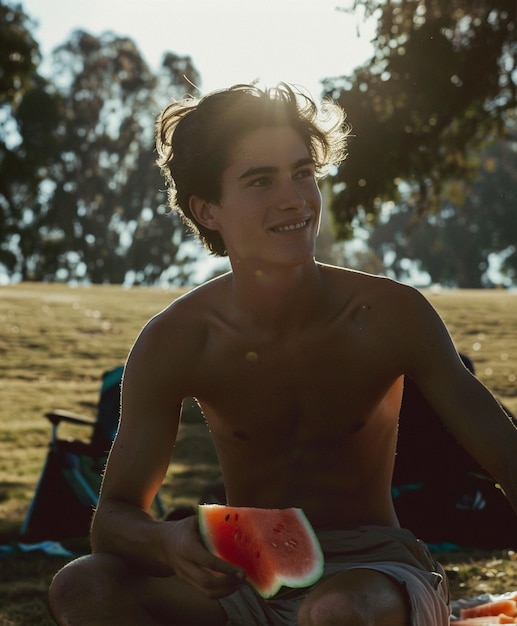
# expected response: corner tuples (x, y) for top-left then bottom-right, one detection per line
(164, 515), (246, 598)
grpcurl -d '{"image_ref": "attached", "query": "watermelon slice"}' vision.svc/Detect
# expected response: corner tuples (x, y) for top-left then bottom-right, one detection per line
(198, 505), (324, 598)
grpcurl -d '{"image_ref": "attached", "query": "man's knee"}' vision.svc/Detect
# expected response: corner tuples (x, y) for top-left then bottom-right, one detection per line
(49, 554), (128, 624)
(297, 569), (409, 626)
(298, 590), (365, 626)
(50, 556), (92, 608)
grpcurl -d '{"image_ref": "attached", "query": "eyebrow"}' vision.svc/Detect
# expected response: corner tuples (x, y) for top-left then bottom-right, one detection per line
(238, 157), (315, 180)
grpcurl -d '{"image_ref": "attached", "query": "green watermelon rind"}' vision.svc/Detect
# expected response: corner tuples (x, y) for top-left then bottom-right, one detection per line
(198, 505), (324, 598)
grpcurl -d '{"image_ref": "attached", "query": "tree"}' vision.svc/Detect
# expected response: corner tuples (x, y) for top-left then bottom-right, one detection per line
(38, 31), (183, 283)
(324, 0), (516, 259)
(0, 1), (40, 104)
(0, 0), (43, 274)
(2, 20), (202, 284)
(369, 139), (517, 287)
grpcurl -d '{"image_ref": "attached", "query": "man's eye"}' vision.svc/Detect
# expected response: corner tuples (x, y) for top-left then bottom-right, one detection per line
(295, 167), (316, 180)
(249, 177), (271, 187)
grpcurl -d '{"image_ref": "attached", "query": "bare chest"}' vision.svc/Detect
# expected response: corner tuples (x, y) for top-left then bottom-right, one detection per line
(194, 323), (401, 443)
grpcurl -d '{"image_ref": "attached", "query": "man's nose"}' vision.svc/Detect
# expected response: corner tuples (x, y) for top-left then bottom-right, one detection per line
(277, 179), (306, 211)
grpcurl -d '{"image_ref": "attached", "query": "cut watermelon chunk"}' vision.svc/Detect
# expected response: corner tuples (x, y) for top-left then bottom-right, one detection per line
(198, 505), (324, 598)
(461, 599), (517, 619)
(454, 618), (516, 625)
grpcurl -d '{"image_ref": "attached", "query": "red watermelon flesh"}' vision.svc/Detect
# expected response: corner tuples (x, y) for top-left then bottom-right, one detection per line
(198, 505), (324, 598)
(461, 598), (517, 620)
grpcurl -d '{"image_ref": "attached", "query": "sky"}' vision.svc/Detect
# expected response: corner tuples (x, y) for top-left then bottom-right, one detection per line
(20, 0), (375, 98)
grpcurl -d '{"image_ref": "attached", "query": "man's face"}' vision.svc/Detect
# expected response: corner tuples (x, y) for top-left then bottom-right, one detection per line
(208, 125), (322, 269)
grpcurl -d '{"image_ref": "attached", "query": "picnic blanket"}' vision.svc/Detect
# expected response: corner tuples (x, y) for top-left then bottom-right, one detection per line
(0, 540), (73, 558)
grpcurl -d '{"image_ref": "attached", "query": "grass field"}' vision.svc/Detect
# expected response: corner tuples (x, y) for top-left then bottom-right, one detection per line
(1, 282), (516, 624)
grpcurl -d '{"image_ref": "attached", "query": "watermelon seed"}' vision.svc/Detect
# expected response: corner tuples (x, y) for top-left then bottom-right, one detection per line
(234, 513), (239, 521)
(271, 542), (278, 548)
(284, 539), (298, 551)
(225, 514), (230, 522)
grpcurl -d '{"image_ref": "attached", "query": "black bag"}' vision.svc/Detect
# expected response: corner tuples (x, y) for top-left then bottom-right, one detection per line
(394, 355), (516, 549)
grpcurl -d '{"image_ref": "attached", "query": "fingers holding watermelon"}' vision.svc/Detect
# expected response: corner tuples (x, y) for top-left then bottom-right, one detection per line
(163, 514), (246, 599)
(195, 562), (247, 599)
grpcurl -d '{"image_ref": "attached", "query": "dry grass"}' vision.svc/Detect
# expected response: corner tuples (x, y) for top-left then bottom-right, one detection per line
(0, 282), (516, 624)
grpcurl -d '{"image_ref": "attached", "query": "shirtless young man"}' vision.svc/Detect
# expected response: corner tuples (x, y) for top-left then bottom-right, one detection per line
(49, 83), (517, 626)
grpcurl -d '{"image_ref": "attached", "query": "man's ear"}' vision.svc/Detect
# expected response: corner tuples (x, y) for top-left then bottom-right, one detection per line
(189, 196), (220, 231)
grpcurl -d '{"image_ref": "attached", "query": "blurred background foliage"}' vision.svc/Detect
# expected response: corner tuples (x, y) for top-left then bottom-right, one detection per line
(1, 0), (516, 287)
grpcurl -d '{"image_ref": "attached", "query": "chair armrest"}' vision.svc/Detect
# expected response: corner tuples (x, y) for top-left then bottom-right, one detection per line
(44, 410), (96, 428)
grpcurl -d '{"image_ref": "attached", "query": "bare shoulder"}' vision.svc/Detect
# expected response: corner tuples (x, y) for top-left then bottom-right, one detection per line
(320, 263), (429, 313)
(318, 264), (444, 355)
(319, 266), (462, 393)
(146, 273), (228, 327)
(128, 274), (230, 371)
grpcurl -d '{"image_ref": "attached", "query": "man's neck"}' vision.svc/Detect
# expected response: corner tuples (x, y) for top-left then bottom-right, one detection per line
(225, 259), (327, 336)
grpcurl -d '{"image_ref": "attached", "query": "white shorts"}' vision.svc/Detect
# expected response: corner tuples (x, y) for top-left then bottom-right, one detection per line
(219, 525), (450, 626)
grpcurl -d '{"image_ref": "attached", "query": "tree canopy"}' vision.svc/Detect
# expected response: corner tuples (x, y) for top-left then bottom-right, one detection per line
(325, 0), (516, 286)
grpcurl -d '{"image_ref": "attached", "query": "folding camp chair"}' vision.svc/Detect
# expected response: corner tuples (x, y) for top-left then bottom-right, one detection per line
(21, 366), (164, 542)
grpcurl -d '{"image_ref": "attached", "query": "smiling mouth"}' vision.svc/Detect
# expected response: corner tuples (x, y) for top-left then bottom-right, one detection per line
(272, 219), (309, 233)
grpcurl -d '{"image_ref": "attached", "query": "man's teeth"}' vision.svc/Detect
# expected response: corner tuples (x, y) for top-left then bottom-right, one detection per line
(274, 220), (308, 233)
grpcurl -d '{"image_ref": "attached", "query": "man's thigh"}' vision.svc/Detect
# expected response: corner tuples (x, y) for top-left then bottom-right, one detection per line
(298, 568), (410, 626)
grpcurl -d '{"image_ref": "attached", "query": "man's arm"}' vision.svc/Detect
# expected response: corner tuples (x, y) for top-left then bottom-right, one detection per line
(395, 286), (517, 516)
(90, 306), (245, 597)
